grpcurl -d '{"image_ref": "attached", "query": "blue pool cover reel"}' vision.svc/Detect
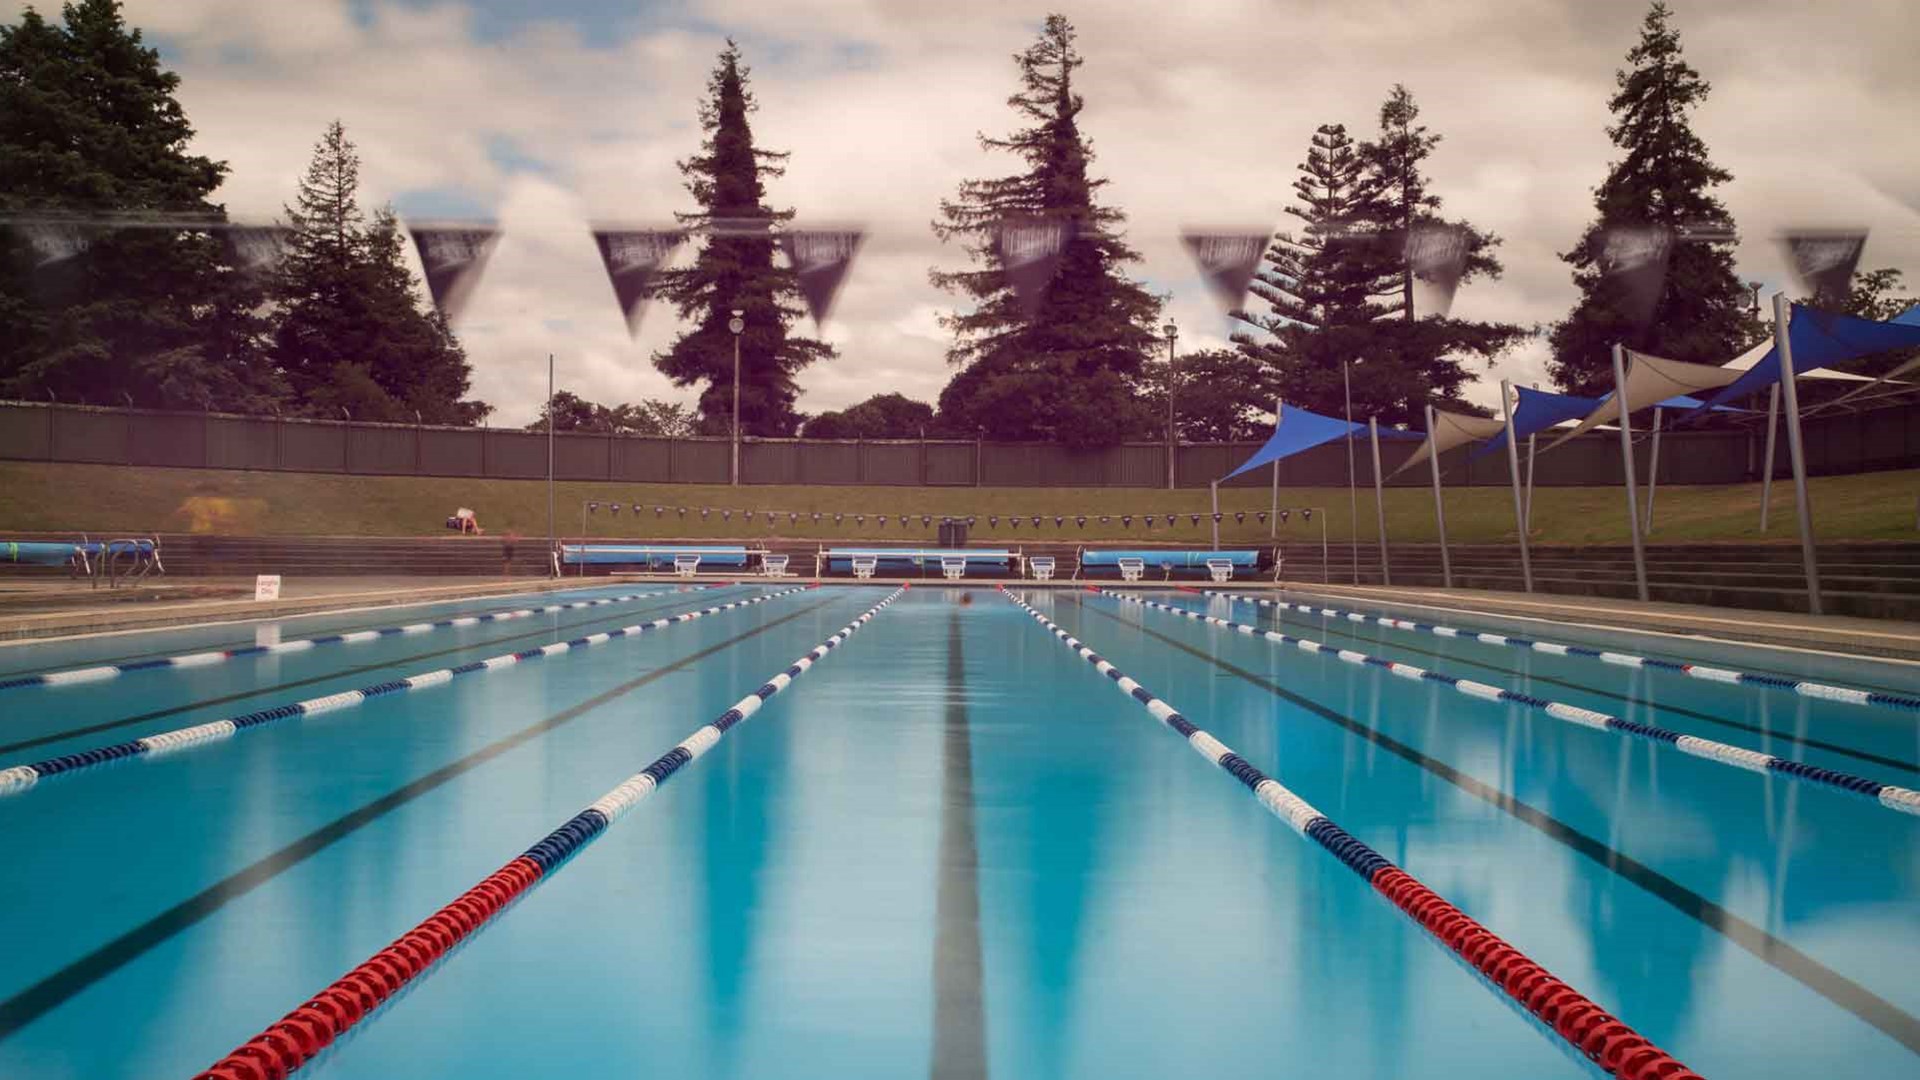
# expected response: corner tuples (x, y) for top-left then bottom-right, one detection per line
(561, 545), (751, 567)
(823, 548), (1014, 567)
(1079, 550), (1259, 569)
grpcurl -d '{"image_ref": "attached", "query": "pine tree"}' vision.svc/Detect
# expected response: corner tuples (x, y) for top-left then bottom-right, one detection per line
(1547, 1), (1762, 395)
(0, 0), (280, 409)
(650, 42), (829, 437)
(272, 121), (487, 423)
(929, 14), (1164, 447)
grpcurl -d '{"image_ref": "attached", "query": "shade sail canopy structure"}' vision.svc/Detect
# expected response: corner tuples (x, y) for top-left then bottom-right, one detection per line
(1720, 333), (1871, 383)
(1702, 303), (1920, 408)
(1474, 386), (1744, 460)
(1220, 403), (1417, 481)
(1544, 350), (1742, 450)
(1392, 407), (1506, 476)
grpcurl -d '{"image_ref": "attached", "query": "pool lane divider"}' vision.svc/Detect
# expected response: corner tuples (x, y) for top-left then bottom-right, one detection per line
(1206, 589), (1920, 713)
(0, 584), (807, 797)
(1104, 589), (1920, 818)
(0, 585), (709, 693)
(1003, 588), (1701, 1080)
(192, 585), (905, 1080)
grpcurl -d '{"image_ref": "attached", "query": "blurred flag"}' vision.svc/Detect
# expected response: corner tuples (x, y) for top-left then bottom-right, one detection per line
(1598, 224), (1673, 330)
(1405, 223), (1470, 317)
(1179, 230), (1268, 312)
(591, 228), (685, 337)
(1782, 228), (1868, 308)
(993, 216), (1076, 318)
(221, 225), (293, 282)
(778, 229), (864, 328)
(408, 223), (499, 320)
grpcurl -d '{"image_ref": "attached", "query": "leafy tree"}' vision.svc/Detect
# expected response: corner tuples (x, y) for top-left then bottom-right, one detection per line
(526, 392), (699, 436)
(0, 0), (280, 409)
(929, 14), (1163, 447)
(802, 392), (936, 439)
(1546, 1), (1763, 395)
(1795, 268), (1919, 404)
(272, 121), (487, 423)
(649, 42), (829, 437)
(1137, 348), (1280, 442)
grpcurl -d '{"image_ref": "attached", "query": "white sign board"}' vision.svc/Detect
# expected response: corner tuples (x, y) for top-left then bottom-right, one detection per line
(253, 574), (282, 602)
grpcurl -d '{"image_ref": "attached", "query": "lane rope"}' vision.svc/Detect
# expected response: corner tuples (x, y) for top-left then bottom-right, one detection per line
(0, 585), (713, 693)
(191, 585), (905, 1080)
(1002, 588), (1702, 1080)
(0, 585), (809, 797)
(1103, 589), (1919, 818)
(1206, 589), (1920, 713)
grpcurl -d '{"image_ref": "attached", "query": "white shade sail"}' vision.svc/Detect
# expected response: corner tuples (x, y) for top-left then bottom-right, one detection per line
(1392, 407), (1507, 476)
(1544, 350), (1742, 451)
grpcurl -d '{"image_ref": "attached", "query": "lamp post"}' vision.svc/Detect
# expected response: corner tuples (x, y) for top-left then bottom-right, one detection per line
(1163, 319), (1178, 490)
(728, 308), (744, 486)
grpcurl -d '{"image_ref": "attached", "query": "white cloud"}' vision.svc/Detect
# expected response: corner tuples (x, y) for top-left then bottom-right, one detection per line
(18, 0), (1919, 423)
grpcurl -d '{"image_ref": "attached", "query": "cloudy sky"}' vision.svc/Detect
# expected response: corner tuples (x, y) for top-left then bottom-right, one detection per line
(19, 0), (1918, 424)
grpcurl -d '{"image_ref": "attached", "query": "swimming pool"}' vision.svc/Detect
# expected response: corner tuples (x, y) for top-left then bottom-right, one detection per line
(0, 581), (1915, 1078)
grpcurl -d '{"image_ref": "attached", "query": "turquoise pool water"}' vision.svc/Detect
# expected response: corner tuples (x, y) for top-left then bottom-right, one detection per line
(0, 582), (1915, 1078)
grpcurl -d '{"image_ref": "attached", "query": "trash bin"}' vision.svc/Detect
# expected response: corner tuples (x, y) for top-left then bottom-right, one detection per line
(938, 520), (969, 547)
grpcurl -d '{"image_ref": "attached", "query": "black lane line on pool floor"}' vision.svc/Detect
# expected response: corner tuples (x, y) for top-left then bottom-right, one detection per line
(930, 605), (988, 1080)
(0, 582), (650, 681)
(0, 588), (753, 759)
(0, 595), (844, 1042)
(1071, 596), (1920, 1056)
(1240, 598), (1920, 776)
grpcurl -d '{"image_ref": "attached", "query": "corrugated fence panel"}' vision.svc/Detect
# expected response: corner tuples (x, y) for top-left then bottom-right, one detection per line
(672, 439), (730, 484)
(130, 411), (207, 468)
(741, 441), (796, 485)
(552, 432), (612, 481)
(51, 409), (130, 464)
(0, 405), (52, 460)
(1109, 444), (1166, 487)
(347, 425), (419, 475)
(207, 416), (278, 470)
(794, 442), (861, 485)
(420, 428), (483, 476)
(485, 430), (548, 479)
(612, 438), (674, 482)
(861, 442), (922, 485)
(925, 443), (974, 485)
(280, 421), (347, 472)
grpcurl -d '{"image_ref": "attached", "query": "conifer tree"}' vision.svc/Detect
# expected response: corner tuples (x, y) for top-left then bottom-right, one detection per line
(930, 14), (1163, 447)
(1547, 1), (1762, 395)
(650, 42), (829, 437)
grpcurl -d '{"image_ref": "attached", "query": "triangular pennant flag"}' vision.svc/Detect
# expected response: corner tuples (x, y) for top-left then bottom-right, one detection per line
(1405, 224), (1470, 317)
(1121, 515), (1132, 527)
(14, 220), (92, 268)
(988, 515), (999, 528)
(591, 227), (685, 337)
(1256, 511), (1268, 524)
(1598, 224), (1673, 330)
(778, 229), (863, 327)
(1009, 517), (1020, 530)
(855, 514), (865, 525)
(1234, 511), (1245, 523)
(1144, 515), (1155, 528)
(1782, 229), (1868, 308)
(1031, 516), (1042, 528)
(408, 223), (499, 320)
(221, 224), (293, 282)
(1180, 230), (1268, 312)
(993, 215), (1077, 318)
(1189, 513), (1201, 526)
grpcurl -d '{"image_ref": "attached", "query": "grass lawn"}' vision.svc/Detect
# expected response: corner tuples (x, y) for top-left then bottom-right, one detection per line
(0, 460), (1914, 546)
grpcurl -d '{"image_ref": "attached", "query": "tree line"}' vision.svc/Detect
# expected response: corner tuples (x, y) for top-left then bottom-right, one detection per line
(2, 2), (1910, 443)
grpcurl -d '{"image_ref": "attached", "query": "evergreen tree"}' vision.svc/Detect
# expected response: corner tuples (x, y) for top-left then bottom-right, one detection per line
(1547, 1), (1762, 395)
(526, 393), (697, 436)
(802, 392), (936, 439)
(1138, 349), (1280, 442)
(929, 14), (1163, 447)
(649, 42), (830, 437)
(0, 0), (280, 409)
(272, 121), (487, 423)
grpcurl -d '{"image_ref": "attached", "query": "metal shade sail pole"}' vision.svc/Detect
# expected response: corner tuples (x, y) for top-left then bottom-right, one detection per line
(1773, 292), (1823, 615)
(1210, 480), (1221, 550)
(1524, 432), (1538, 533)
(1369, 416), (1390, 586)
(729, 309), (744, 486)
(546, 354), (555, 577)
(1499, 379), (1534, 593)
(1343, 361), (1359, 584)
(1643, 406), (1663, 536)
(1423, 404), (1453, 589)
(1611, 344), (1650, 602)
(1759, 383), (1780, 532)
(1269, 398), (1281, 539)
(1164, 320), (1178, 490)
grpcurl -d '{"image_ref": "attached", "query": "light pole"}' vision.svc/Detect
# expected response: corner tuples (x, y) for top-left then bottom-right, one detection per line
(728, 308), (744, 486)
(1163, 319), (1178, 490)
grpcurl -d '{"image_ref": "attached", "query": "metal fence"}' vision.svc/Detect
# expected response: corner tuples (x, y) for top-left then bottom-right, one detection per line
(3, 399), (1918, 488)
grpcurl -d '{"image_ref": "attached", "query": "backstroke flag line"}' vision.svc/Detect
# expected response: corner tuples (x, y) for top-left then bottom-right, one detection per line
(993, 216), (1076, 319)
(779, 229), (864, 328)
(1599, 223), (1673, 330)
(1405, 223), (1469, 317)
(1179, 230), (1268, 312)
(1782, 228), (1868, 307)
(591, 228), (686, 337)
(407, 223), (499, 321)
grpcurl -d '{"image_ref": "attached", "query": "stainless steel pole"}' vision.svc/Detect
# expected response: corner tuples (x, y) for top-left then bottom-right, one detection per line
(1612, 344), (1650, 602)
(1210, 480), (1220, 550)
(546, 354), (555, 574)
(1499, 379), (1534, 593)
(1369, 416), (1390, 586)
(1343, 361), (1359, 584)
(731, 334), (741, 486)
(1524, 432), (1537, 533)
(1773, 292), (1823, 615)
(1165, 321), (1177, 490)
(1269, 398), (1281, 539)
(1643, 406), (1664, 535)
(1759, 383), (1780, 532)
(1424, 403), (1452, 589)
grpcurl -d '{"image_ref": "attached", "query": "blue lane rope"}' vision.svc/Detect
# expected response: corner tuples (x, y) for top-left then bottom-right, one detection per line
(1205, 588), (1920, 712)
(0, 584), (722, 693)
(1102, 589), (1920, 818)
(0, 585), (812, 796)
